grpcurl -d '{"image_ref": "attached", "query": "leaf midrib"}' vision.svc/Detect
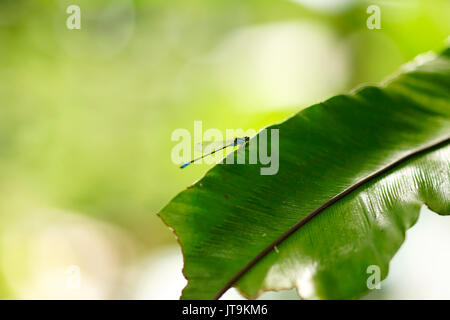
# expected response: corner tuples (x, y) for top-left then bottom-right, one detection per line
(213, 135), (450, 300)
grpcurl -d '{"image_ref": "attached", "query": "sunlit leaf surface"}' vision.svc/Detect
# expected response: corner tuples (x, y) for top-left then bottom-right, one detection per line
(159, 48), (450, 300)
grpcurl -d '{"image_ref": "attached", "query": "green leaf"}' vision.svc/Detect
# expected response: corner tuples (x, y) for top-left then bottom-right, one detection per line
(159, 47), (450, 300)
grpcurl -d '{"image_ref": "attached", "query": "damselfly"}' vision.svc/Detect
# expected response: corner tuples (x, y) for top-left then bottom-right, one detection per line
(180, 137), (250, 169)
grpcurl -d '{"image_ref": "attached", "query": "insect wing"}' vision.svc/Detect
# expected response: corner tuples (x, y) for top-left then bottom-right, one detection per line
(195, 139), (236, 152)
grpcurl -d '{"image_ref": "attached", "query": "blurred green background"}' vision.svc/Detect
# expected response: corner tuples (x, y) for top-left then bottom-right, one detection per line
(0, 0), (449, 299)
